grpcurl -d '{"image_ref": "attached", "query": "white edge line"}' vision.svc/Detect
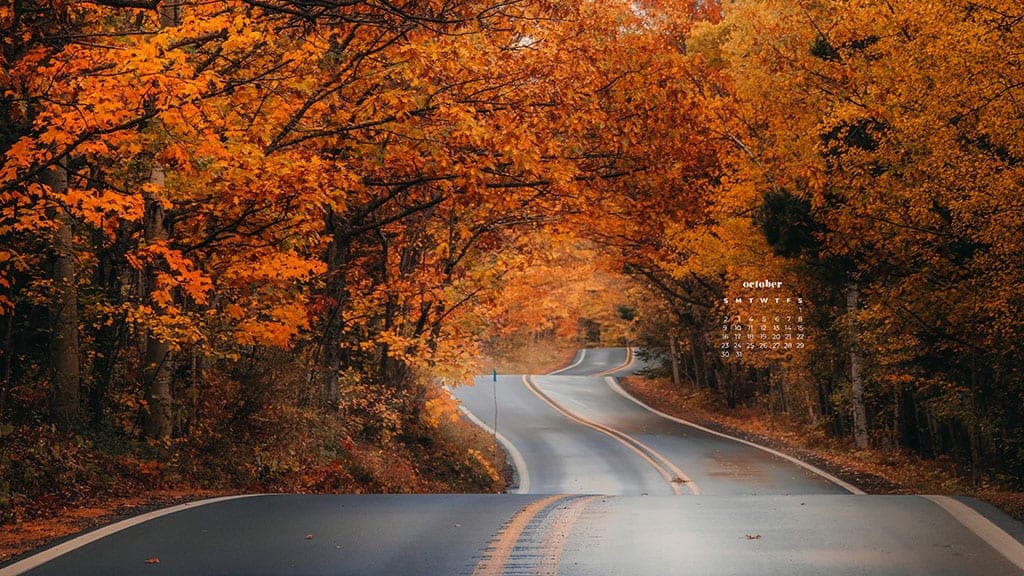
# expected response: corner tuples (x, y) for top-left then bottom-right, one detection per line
(458, 405), (531, 494)
(547, 349), (587, 375)
(923, 495), (1024, 571)
(0, 494), (265, 576)
(603, 376), (867, 495)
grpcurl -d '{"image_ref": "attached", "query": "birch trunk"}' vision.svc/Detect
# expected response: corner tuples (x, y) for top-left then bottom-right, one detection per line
(142, 163), (174, 439)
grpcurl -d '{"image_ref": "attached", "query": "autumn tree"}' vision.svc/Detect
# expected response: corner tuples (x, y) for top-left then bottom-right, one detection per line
(2, 0), (732, 452)
(677, 0), (1024, 479)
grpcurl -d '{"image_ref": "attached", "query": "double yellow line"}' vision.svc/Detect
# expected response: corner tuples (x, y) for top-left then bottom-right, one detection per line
(471, 494), (601, 576)
(472, 348), (698, 576)
(522, 374), (700, 496)
(593, 346), (636, 376)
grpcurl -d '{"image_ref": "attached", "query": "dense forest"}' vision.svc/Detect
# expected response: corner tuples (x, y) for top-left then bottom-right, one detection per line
(2, 0), (1022, 519)
(620, 0), (1024, 488)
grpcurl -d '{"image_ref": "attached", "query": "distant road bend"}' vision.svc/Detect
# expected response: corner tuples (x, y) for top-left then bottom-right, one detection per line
(4, 347), (1024, 575)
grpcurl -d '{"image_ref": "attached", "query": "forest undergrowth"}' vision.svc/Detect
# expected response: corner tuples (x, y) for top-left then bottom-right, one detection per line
(0, 361), (508, 563)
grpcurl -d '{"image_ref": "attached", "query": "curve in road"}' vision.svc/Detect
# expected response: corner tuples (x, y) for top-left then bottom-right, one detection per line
(457, 347), (850, 496)
(6, 347), (1024, 576)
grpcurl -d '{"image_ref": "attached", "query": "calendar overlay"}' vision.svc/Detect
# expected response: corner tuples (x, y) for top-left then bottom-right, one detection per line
(717, 279), (809, 361)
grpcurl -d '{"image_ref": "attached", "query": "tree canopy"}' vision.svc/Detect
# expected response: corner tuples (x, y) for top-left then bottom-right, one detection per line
(2, 0), (1023, 507)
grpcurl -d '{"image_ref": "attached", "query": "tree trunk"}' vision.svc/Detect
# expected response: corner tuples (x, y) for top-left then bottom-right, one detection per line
(317, 211), (350, 408)
(142, 163), (174, 439)
(91, 240), (129, 428)
(90, 315), (123, 428)
(968, 350), (980, 487)
(43, 160), (82, 430)
(775, 367), (789, 414)
(804, 383), (817, 424)
(847, 282), (869, 450)
(925, 404), (940, 455)
(968, 421), (981, 487)
(142, 334), (173, 438)
(0, 310), (12, 412)
(690, 324), (709, 389)
(668, 335), (682, 388)
(138, 0), (183, 440)
(890, 383), (901, 450)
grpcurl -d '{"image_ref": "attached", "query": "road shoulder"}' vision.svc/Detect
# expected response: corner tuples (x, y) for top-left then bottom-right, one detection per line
(618, 376), (903, 492)
(619, 376), (1024, 521)
(0, 489), (238, 567)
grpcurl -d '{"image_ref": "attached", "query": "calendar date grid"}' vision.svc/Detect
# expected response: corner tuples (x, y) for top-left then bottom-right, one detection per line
(714, 290), (810, 359)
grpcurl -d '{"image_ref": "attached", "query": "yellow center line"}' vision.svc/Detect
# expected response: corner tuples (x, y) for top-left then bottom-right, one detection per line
(594, 347), (635, 376)
(589, 349), (702, 494)
(537, 495), (602, 576)
(471, 494), (568, 576)
(522, 375), (700, 495)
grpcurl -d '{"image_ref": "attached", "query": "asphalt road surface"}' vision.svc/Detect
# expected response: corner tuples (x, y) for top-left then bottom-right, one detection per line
(4, 347), (1024, 575)
(460, 348), (851, 495)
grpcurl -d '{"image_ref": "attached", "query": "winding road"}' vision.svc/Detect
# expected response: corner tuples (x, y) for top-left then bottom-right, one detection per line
(4, 348), (1023, 575)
